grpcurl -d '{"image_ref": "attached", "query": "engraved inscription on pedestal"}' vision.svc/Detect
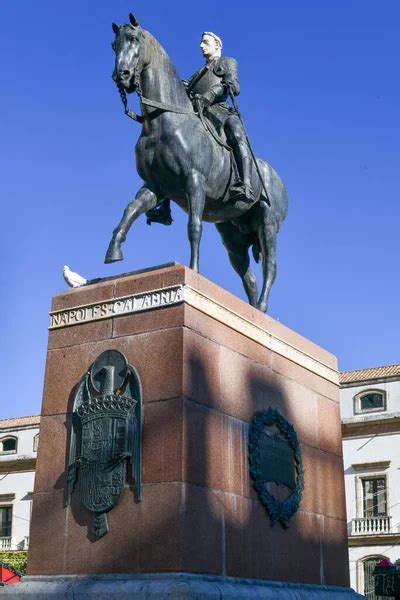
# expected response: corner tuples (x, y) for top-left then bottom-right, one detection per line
(259, 429), (296, 491)
(50, 285), (184, 329)
(65, 350), (142, 538)
(248, 407), (304, 528)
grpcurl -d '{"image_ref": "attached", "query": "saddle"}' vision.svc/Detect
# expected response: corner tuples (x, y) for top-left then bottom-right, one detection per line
(193, 100), (240, 191)
(194, 99), (233, 151)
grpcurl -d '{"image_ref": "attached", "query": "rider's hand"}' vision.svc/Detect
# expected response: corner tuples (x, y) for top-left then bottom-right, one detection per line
(194, 94), (207, 108)
(194, 93), (212, 110)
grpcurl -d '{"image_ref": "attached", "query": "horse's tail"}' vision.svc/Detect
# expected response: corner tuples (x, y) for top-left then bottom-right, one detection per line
(252, 237), (261, 263)
(250, 159), (289, 264)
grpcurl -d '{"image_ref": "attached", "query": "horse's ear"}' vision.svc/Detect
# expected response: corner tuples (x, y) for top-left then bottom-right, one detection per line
(129, 13), (139, 27)
(112, 22), (120, 35)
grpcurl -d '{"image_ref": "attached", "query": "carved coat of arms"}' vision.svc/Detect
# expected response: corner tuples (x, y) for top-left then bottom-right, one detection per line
(64, 350), (142, 538)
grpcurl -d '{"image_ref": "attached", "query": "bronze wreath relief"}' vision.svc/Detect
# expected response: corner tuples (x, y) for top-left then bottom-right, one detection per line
(248, 407), (304, 528)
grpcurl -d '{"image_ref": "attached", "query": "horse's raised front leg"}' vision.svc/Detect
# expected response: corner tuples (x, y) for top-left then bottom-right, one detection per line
(215, 221), (258, 307)
(186, 171), (206, 272)
(257, 203), (277, 313)
(105, 185), (159, 263)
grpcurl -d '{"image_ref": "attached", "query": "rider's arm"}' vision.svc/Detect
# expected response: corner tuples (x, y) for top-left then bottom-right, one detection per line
(202, 57), (240, 105)
(221, 57), (240, 97)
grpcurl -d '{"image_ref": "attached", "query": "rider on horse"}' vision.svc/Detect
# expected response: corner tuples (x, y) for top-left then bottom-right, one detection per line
(146, 31), (255, 226)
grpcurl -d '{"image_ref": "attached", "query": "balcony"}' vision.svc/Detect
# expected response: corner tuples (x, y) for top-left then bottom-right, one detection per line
(0, 536), (29, 550)
(351, 516), (392, 536)
(0, 537), (12, 550)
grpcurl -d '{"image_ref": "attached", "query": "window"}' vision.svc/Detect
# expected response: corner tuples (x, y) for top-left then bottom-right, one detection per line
(33, 434), (39, 452)
(362, 556), (390, 600)
(354, 390), (385, 415)
(0, 506), (12, 538)
(362, 477), (387, 517)
(361, 393), (384, 411)
(0, 437), (17, 454)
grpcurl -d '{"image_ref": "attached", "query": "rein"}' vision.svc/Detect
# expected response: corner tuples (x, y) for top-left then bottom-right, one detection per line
(119, 86), (232, 158)
(118, 86), (195, 122)
(117, 32), (203, 122)
(194, 97), (232, 152)
(118, 72), (196, 123)
(118, 86), (144, 123)
(141, 96), (194, 115)
(116, 31), (230, 153)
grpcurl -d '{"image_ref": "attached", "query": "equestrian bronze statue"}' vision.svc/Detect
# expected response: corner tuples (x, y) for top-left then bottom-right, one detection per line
(105, 14), (288, 313)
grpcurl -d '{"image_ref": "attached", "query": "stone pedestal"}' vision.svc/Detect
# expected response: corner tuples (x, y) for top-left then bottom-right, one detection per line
(6, 264), (362, 598)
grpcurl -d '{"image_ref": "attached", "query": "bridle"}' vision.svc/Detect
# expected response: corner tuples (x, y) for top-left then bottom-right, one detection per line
(118, 85), (143, 123)
(116, 28), (194, 123)
(114, 27), (234, 161)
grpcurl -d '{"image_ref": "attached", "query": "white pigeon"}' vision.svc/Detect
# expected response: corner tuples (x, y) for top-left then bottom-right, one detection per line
(63, 265), (87, 288)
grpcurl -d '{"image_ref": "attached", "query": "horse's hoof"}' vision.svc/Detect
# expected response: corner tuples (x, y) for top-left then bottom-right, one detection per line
(257, 302), (268, 313)
(104, 243), (123, 263)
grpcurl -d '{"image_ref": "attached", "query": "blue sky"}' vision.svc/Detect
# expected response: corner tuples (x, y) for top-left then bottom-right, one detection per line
(1, 1), (399, 419)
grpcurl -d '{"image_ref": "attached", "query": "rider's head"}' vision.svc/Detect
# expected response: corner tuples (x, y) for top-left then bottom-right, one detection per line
(200, 32), (222, 61)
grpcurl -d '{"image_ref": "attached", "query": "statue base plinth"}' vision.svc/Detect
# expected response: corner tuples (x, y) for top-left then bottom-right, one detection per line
(22, 264), (354, 592)
(2, 573), (364, 598)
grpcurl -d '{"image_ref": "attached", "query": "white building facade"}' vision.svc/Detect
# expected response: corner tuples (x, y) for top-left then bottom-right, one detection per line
(0, 416), (40, 553)
(340, 365), (400, 599)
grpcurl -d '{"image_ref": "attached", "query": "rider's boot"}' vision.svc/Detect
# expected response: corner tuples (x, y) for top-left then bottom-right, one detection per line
(228, 142), (255, 204)
(146, 199), (173, 226)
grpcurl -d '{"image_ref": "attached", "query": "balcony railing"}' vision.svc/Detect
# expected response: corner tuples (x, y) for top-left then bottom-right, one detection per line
(351, 516), (392, 535)
(0, 537), (12, 550)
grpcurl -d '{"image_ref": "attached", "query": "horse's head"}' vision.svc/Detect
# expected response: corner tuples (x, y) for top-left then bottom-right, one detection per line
(111, 13), (146, 93)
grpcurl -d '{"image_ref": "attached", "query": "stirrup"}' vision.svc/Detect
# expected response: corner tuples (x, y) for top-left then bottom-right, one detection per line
(228, 183), (255, 205)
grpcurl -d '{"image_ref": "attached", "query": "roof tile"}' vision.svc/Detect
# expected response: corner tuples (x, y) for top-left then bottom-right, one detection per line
(0, 415), (41, 429)
(340, 364), (400, 384)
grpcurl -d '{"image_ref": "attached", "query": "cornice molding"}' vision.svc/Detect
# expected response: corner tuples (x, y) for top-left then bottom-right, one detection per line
(349, 533), (400, 546)
(351, 461), (391, 471)
(342, 415), (400, 438)
(0, 425), (40, 433)
(0, 458), (36, 473)
(0, 493), (15, 502)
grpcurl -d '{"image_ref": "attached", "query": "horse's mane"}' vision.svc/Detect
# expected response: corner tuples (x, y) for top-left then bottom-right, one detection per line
(140, 28), (190, 105)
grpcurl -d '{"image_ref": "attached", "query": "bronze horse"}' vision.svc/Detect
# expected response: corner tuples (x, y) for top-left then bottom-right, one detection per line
(105, 14), (288, 312)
